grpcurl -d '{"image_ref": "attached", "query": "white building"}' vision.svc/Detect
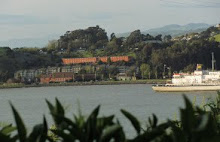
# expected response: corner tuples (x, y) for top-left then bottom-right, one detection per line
(215, 24), (220, 28)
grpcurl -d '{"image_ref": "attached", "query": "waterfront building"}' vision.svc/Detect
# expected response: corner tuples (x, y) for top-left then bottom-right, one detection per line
(61, 65), (82, 73)
(50, 72), (74, 83)
(116, 73), (136, 81)
(40, 72), (97, 84)
(46, 67), (61, 74)
(14, 69), (37, 80)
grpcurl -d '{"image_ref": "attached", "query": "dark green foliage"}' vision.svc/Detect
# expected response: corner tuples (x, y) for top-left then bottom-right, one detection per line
(0, 47), (61, 82)
(169, 95), (220, 142)
(57, 26), (108, 51)
(27, 117), (48, 142)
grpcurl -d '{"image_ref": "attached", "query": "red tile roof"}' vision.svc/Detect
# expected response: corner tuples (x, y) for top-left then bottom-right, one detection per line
(62, 56), (130, 65)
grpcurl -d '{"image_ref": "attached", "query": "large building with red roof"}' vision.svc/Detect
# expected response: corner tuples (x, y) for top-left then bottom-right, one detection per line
(62, 56), (130, 65)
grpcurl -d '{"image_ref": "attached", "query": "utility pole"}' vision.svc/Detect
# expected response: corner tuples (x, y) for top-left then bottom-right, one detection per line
(212, 52), (215, 71)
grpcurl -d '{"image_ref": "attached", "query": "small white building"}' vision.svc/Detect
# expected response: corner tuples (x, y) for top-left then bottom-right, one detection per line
(215, 24), (220, 28)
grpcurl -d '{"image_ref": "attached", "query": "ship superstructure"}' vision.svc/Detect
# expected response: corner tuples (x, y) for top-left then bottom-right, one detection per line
(152, 53), (220, 92)
(172, 66), (220, 86)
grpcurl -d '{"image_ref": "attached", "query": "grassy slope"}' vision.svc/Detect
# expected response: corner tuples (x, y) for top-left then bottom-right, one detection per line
(214, 34), (220, 42)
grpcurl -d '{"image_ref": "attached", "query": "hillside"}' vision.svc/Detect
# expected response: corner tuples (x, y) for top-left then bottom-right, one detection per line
(116, 23), (210, 37)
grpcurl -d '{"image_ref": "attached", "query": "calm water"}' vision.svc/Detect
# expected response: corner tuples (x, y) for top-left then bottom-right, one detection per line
(0, 84), (217, 136)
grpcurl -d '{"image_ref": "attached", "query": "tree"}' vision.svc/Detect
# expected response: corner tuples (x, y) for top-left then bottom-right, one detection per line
(85, 65), (94, 73)
(110, 33), (116, 41)
(107, 66), (119, 79)
(163, 35), (172, 42)
(153, 67), (159, 79)
(126, 30), (142, 45)
(79, 68), (86, 74)
(47, 40), (58, 53)
(89, 45), (97, 51)
(155, 34), (162, 41)
(106, 40), (119, 55)
(96, 65), (106, 79)
(127, 66), (136, 77)
(183, 64), (195, 73)
(140, 63), (151, 79)
(144, 34), (154, 40)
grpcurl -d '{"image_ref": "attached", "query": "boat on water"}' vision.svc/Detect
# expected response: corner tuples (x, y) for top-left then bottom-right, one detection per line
(152, 53), (220, 92)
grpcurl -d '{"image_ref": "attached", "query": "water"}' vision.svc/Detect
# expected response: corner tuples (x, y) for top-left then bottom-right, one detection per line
(0, 84), (217, 136)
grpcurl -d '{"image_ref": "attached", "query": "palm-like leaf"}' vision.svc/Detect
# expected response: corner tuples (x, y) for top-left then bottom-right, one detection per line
(121, 109), (141, 134)
(10, 102), (27, 142)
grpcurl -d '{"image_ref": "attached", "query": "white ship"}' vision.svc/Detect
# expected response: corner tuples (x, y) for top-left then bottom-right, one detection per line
(152, 53), (220, 92)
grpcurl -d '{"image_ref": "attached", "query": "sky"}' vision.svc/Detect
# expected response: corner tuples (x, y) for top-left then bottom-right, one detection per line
(0, 0), (219, 41)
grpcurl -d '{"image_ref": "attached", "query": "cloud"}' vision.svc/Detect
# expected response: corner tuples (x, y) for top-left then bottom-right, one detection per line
(0, 14), (53, 25)
(160, 0), (220, 8)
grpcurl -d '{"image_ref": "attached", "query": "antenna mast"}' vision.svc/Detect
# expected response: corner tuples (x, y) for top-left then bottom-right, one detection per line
(212, 52), (216, 71)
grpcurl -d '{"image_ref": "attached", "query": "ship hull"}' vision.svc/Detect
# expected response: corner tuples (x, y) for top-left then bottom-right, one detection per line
(152, 85), (220, 92)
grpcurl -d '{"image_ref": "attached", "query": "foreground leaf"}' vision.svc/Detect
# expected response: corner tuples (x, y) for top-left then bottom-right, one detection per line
(10, 102), (27, 142)
(121, 109), (141, 134)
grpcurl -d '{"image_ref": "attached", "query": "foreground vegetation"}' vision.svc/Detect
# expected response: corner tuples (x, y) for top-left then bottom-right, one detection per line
(1, 92), (220, 142)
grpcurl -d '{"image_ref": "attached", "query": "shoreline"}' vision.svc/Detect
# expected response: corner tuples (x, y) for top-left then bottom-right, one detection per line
(0, 79), (167, 89)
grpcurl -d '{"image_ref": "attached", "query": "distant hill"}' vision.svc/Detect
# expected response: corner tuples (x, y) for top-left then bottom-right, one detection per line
(0, 34), (60, 48)
(0, 23), (212, 48)
(116, 23), (211, 37)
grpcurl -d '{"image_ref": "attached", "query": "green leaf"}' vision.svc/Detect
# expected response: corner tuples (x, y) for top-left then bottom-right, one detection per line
(85, 105), (100, 141)
(28, 117), (48, 142)
(152, 114), (158, 128)
(0, 124), (16, 135)
(10, 102), (27, 142)
(55, 98), (65, 116)
(100, 124), (122, 142)
(39, 116), (48, 142)
(88, 105), (100, 120)
(28, 124), (44, 141)
(148, 114), (158, 129)
(46, 99), (55, 115)
(181, 95), (196, 133)
(121, 109), (141, 134)
(133, 123), (170, 142)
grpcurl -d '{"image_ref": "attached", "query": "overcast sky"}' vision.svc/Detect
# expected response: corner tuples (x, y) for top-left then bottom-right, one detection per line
(0, 0), (219, 41)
